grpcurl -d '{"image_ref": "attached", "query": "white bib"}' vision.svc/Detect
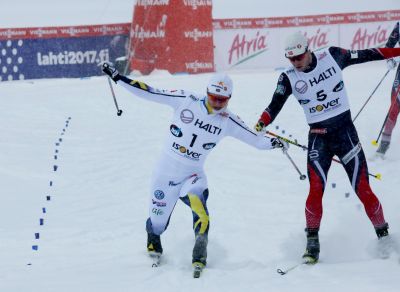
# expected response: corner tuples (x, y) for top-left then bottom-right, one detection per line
(285, 49), (350, 124)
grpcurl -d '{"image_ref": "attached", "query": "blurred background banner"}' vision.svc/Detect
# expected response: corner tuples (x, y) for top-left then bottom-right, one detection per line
(213, 11), (400, 71)
(0, 24), (129, 81)
(128, 0), (214, 75)
(0, 6), (399, 80)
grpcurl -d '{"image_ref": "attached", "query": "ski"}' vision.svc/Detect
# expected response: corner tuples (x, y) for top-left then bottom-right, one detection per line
(193, 262), (205, 278)
(149, 252), (161, 267)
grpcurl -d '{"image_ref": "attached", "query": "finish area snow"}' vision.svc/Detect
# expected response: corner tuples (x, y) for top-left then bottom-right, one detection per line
(0, 64), (399, 291)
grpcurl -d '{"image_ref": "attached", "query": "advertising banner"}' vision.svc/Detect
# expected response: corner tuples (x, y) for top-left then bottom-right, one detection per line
(214, 26), (338, 71)
(129, 0), (214, 75)
(0, 24), (129, 81)
(213, 10), (400, 71)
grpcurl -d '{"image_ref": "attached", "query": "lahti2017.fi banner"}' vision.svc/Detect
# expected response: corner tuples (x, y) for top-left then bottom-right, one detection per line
(0, 24), (129, 81)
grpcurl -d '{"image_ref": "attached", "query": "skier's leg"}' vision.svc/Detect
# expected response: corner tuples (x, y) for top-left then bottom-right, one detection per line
(146, 175), (181, 254)
(180, 174), (209, 266)
(379, 68), (400, 153)
(305, 132), (333, 230)
(337, 124), (388, 237)
(303, 130), (333, 263)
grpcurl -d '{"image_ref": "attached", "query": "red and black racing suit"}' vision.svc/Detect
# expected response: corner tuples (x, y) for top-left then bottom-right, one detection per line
(258, 46), (400, 231)
(382, 22), (400, 143)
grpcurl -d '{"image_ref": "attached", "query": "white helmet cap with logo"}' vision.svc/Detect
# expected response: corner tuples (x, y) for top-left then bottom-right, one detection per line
(207, 73), (233, 98)
(284, 32), (309, 57)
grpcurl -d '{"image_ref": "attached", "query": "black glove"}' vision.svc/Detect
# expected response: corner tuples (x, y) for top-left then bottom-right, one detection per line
(271, 138), (289, 152)
(102, 62), (121, 82)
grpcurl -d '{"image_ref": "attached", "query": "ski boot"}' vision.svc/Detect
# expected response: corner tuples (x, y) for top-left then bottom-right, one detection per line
(192, 234), (208, 278)
(376, 140), (390, 157)
(147, 232), (163, 267)
(375, 223), (389, 239)
(375, 223), (392, 259)
(302, 228), (320, 264)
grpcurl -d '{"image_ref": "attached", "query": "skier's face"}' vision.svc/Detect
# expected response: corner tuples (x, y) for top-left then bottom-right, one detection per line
(287, 51), (311, 72)
(207, 93), (230, 110)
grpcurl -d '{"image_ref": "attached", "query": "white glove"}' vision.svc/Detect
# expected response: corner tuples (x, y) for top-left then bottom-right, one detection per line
(387, 58), (397, 70)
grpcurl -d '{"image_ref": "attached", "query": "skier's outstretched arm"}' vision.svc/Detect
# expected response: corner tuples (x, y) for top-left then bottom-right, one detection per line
(225, 113), (287, 150)
(102, 62), (186, 109)
(330, 46), (400, 69)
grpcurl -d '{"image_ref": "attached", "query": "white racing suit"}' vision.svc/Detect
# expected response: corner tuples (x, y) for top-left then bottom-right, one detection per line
(117, 76), (275, 237)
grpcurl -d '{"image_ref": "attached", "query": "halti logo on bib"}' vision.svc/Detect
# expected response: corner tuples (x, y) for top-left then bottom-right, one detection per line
(180, 109), (194, 124)
(295, 80), (308, 94)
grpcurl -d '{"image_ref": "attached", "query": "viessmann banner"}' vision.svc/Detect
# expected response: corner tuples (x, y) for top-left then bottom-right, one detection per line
(0, 24), (129, 81)
(213, 10), (400, 71)
(1, 9), (399, 81)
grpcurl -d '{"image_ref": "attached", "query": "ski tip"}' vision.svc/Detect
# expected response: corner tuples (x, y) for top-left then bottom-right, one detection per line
(277, 268), (287, 275)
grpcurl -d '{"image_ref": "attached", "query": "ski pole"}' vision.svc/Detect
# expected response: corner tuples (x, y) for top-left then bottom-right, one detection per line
(372, 112), (389, 146)
(372, 85), (400, 146)
(107, 77), (123, 116)
(267, 131), (307, 150)
(352, 69), (390, 122)
(267, 131), (381, 180)
(283, 150), (307, 180)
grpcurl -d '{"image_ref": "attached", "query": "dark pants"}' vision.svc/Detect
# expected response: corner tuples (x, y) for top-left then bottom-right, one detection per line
(305, 114), (387, 230)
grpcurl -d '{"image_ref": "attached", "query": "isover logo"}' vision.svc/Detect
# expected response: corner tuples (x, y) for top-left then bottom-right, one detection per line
(172, 142), (202, 159)
(309, 98), (340, 113)
(170, 124), (183, 137)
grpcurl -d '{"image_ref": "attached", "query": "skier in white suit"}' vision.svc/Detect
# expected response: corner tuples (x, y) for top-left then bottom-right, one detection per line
(102, 62), (286, 275)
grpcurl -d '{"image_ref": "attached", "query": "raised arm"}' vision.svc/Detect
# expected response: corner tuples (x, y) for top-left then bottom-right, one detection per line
(329, 46), (400, 70)
(102, 62), (186, 109)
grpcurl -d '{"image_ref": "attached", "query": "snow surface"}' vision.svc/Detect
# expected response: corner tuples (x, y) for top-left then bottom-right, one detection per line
(0, 63), (400, 292)
(1, 1), (400, 291)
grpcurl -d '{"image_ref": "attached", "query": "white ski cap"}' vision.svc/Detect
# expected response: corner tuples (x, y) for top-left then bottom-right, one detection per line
(207, 73), (233, 98)
(284, 32), (309, 57)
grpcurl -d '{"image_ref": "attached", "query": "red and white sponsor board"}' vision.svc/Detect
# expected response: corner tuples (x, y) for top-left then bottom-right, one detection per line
(0, 24), (130, 40)
(213, 10), (400, 71)
(128, 0), (214, 75)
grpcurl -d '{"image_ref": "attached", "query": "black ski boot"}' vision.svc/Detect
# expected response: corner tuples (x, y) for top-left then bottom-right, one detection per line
(147, 232), (163, 267)
(147, 232), (163, 254)
(375, 223), (389, 239)
(192, 234), (208, 278)
(376, 140), (390, 155)
(302, 228), (320, 264)
(375, 223), (392, 259)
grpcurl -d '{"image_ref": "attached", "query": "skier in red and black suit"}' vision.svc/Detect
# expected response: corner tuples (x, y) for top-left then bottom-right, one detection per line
(254, 31), (400, 264)
(375, 22), (400, 157)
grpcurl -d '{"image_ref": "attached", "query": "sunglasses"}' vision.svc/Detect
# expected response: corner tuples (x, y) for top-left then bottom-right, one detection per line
(207, 93), (230, 103)
(287, 52), (307, 62)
